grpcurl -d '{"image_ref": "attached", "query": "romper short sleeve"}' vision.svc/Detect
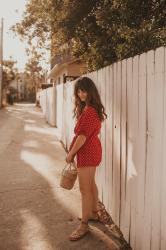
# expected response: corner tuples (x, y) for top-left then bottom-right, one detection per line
(76, 107), (98, 138)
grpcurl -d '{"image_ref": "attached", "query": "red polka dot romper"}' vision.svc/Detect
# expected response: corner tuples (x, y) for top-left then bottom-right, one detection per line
(69, 106), (102, 167)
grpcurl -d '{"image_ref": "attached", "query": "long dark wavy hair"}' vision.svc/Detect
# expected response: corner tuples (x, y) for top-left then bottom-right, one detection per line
(73, 76), (107, 121)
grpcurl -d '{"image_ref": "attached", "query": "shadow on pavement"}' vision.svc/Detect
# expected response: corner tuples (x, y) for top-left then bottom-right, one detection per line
(0, 105), (117, 250)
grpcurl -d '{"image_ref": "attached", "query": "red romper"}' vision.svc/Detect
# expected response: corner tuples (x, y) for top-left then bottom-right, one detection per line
(69, 106), (102, 167)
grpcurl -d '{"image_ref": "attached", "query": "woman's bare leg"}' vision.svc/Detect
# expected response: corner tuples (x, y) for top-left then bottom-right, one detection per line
(69, 166), (97, 240)
(77, 166), (96, 223)
(92, 182), (99, 212)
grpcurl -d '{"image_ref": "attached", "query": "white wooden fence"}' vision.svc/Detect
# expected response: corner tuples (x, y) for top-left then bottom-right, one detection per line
(39, 87), (56, 126)
(40, 46), (166, 250)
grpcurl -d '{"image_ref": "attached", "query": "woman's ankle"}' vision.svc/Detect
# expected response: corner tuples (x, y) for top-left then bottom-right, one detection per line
(81, 220), (89, 225)
(81, 220), (88, 225)
(92, 210), (98, 214)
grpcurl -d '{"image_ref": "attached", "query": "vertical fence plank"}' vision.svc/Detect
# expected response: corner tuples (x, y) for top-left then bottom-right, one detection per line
(97, 68), (106, 201)
(134, 53), (147, 250)
(62, 83), (67, 147)
(101, 67), (107, 208)
(107, 65), (114, 215)
(65, 82), (71, 149)
(103, 66), (110, 210)
(151, 47), (165, 250)
(68, 83), (75, 147)
(52, 86), (56, 126)
(112, 61), (121, 225)
(65, 82), (73, 149)
(129, 55), (139, 249)
(161, 47), (166, 250)
(120, 59), (127, 237)
(43, 89), (47, 117)
(46, 88), (48, 121)
(112, 62), (116, 221)
(104, 66), (112, 211)
(101, 68), (108, 207)
(56, 85), (63, 129)
(117, 61), (122, 226)
(142, 50), (154, 250)
(125, 57), (133, 242)
(95, 70), (102, 196)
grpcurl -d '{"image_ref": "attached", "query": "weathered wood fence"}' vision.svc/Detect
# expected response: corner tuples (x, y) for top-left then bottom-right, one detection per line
(40, 47), (166, 250)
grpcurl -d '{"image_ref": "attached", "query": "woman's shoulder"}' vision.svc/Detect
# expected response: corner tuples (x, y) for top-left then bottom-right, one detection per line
(83, 105), (96, 113)
(83, 106), (99, 119)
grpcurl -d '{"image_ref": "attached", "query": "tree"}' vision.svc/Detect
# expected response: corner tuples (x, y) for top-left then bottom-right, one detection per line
(2, 59), (17, 89)
(95, 0), (166, 61)
(25, 46), (45, 94)
(12, 0), (166, 71)
(1, 59), (17, 105)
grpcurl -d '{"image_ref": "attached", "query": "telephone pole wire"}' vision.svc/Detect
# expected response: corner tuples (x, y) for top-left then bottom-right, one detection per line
(0, 18), (4, 108)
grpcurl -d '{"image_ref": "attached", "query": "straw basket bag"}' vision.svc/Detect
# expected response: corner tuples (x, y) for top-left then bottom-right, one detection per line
(60, 162), (77, 190)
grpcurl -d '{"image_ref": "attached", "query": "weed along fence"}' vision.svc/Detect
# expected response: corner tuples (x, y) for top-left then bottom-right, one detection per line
(39, 46), (166, 250)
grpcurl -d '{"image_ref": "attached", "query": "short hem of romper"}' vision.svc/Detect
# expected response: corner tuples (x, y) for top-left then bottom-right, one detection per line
(77, 164), (100, 168)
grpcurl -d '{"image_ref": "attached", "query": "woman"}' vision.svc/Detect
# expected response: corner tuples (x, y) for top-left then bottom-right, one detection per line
(66, 76), (107, 241)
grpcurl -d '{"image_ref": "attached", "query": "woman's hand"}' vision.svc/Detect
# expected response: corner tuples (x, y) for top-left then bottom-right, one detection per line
(66, 135), (86, 164)
(65, 152), (74, 163)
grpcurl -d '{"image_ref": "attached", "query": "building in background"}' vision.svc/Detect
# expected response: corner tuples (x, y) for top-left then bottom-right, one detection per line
(8, 72), (41, 103)
(48, 41), (87, 85)
(9, 73), (27, 101)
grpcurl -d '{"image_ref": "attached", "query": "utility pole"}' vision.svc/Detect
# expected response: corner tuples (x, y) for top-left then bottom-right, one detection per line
(0, 18), (3, 108)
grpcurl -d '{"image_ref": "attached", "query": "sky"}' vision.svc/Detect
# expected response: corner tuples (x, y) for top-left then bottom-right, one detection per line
(0, 0), (49, 72)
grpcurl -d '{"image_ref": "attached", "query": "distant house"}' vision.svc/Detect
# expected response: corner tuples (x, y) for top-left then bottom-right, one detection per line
(9, 73), (27, 101)
(48, 41), (87, 85)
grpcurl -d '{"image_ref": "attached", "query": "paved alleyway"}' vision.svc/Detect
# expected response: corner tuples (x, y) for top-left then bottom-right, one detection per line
(0, 104), (121, 250)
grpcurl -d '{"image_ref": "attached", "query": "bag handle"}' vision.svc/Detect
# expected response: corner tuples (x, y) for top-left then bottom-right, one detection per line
(62, 162), (77, 175)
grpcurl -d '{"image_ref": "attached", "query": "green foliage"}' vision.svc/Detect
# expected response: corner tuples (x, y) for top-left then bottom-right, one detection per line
(2, 59), (17, 88)
(12, 0), (166, 71)
(25, 46), (44, 90)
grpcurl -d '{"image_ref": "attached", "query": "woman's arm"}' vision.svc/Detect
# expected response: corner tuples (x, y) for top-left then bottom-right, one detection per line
(66, 135), (86, 163)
